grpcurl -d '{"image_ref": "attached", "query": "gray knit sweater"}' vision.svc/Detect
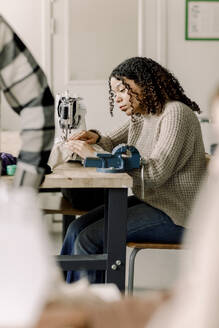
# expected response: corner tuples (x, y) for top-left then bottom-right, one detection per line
(98, 101), (206, 227)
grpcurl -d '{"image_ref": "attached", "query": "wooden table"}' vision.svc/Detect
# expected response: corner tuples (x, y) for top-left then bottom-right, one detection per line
(1, 159), (133, 291)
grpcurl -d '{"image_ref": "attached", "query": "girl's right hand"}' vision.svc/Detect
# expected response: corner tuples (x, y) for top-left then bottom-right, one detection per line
(68, 130), (99, 145)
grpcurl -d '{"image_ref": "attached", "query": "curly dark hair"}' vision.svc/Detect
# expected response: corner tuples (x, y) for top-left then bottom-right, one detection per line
(109, 57), (200, 117)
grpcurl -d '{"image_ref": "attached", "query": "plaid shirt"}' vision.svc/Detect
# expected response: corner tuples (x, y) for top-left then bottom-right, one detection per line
(0, 16), (54, 175)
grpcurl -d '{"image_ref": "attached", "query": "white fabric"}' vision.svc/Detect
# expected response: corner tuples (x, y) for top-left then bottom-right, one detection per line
(0, 184), (55, 327)
(48, 141), (105, 169)
(0, 183), (121, 328)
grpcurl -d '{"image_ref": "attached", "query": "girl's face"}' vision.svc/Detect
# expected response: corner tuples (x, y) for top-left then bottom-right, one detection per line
(110, 77), (143, 116)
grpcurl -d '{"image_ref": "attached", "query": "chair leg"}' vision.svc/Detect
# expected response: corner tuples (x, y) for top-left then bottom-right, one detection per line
(128, 248), (141, 296)
(62, 215), (75, 241)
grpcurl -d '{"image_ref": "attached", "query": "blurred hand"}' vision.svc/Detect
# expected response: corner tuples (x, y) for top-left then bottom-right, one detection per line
(67, 140), (96, 159)
(36, 303), (88, 328)
(69, 130), (99, 145)
(36, 291), (170, 328)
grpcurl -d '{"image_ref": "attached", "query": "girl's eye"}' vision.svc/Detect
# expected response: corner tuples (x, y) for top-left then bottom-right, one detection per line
(111, 88), (126, 98)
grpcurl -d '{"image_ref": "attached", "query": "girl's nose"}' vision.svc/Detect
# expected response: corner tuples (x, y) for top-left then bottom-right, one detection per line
(115, 95), (122, 103)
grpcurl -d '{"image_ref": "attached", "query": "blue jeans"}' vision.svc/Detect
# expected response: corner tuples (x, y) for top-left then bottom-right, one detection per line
(61, 196), (185, 284)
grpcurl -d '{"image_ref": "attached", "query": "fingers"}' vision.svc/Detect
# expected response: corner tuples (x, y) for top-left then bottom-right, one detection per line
(66, 140), (83, 153)
(66, 140), (95, 159)
(68, 130), (87, 141)
(86, 138), (96, 145)
(68, 131), (98, 145)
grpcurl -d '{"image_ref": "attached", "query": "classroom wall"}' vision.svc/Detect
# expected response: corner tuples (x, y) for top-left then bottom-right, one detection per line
(0, 0), (43, 130)
(142, 0), (218, 153)
(166, 0), (218, 152)
(1, 0), (218, 146)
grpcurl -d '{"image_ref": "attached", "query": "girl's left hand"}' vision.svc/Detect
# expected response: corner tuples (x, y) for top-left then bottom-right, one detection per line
(66, 140), (96, 159)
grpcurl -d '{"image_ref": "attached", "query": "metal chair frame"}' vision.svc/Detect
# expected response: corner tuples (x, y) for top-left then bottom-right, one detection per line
(127, 242), (182, 295)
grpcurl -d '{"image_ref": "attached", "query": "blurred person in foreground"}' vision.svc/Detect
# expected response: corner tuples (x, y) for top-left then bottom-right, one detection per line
(0, 15), (54, 187)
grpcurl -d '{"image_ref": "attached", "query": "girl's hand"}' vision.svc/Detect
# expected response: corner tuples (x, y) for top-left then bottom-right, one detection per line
(67, 140), (96, 159)
(68, 130), (99, 145)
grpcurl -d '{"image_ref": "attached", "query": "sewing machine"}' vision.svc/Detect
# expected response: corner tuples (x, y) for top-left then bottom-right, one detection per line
(56, 91), (85, 141)
(84, 144), (141, 173)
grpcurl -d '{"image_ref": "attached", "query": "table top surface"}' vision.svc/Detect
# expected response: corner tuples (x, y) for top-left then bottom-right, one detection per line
(1, 160), (133, 189)
(1, 131), (133, 189)
(43, 162), (133, 188)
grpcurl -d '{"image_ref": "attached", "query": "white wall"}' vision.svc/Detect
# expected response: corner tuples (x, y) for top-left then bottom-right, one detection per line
(166, 0), (218, 152)
(68, 0), (138, 81)
(138, 0), (218, 154)
(167, 0), (219, 115)
(0, 0), (43, 62)
(51, 0), (138, 134)
(1, 0), (217, 143)
(0, 0), (43, 130)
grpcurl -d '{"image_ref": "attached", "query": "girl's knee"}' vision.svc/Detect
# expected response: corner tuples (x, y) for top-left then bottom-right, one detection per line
(66, 220), (82, 238)
(74, 233), (88, 255)
(75, 228), (101, 255)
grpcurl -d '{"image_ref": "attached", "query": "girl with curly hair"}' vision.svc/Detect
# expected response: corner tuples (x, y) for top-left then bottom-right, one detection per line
(61, 57), (206, 284)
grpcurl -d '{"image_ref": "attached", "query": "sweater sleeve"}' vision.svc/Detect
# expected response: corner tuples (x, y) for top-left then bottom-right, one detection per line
(131, 103), (196, 188)
(97, 119), (130, 152)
